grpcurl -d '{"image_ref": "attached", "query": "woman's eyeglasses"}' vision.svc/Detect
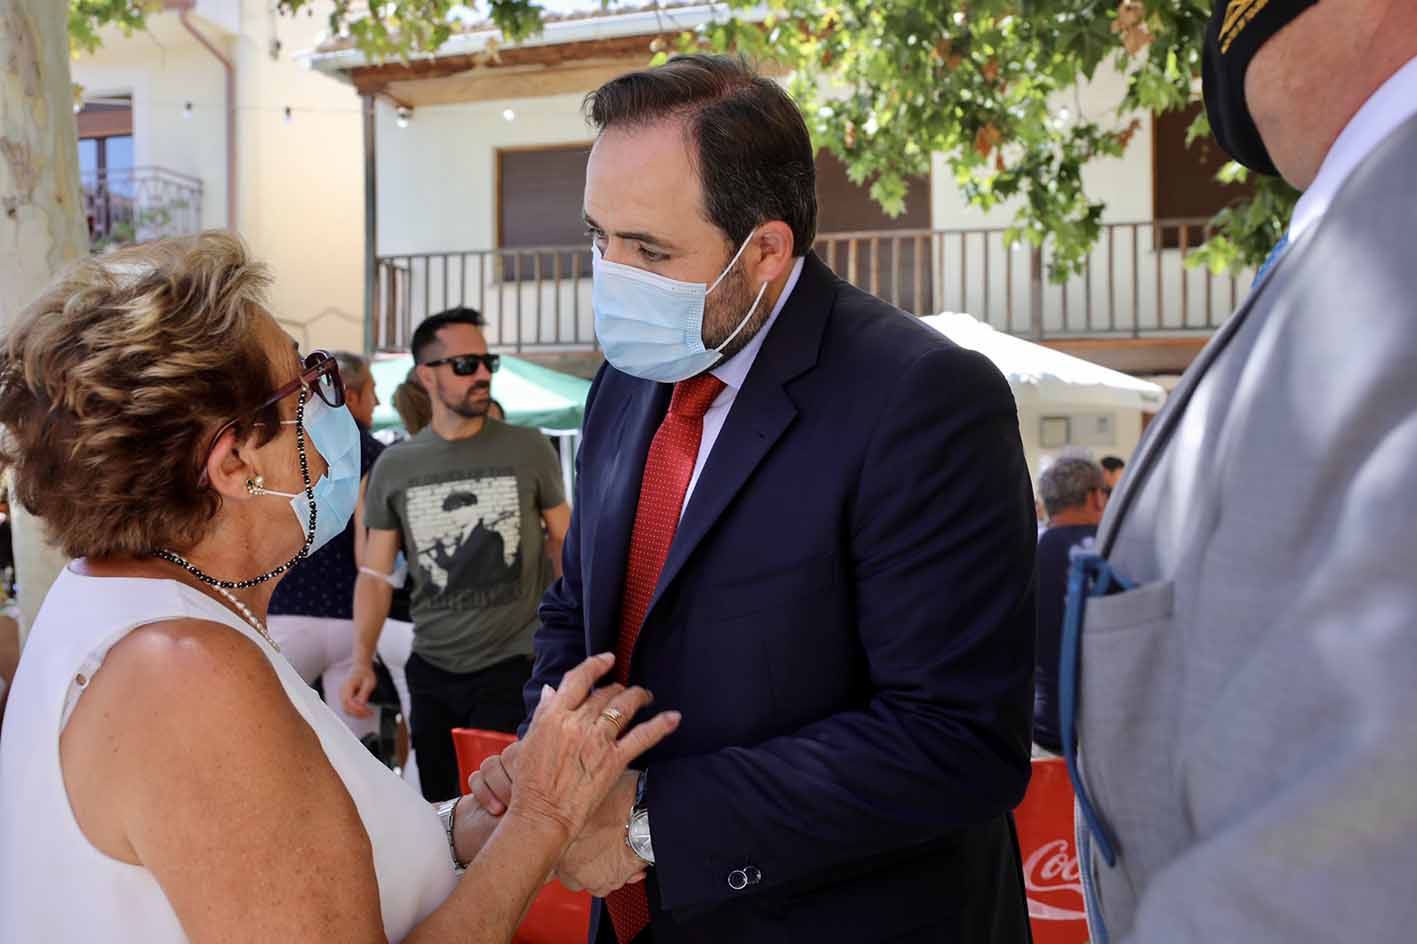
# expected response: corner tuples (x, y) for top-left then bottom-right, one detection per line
(266, 350), (345, 411)
(422, 352), (501, 376)
(198, 350), (345, 484)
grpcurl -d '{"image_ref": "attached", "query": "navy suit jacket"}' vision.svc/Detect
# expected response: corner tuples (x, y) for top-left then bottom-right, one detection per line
(529, 252), (1038, 943)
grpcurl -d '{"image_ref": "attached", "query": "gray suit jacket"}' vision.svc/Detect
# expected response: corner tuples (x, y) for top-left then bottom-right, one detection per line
(1077, 111), (1417, 942)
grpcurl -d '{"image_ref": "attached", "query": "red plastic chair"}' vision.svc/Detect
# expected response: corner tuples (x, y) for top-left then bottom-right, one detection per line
(451, 727), (593, 944)
(1013, 756), (1090, 944)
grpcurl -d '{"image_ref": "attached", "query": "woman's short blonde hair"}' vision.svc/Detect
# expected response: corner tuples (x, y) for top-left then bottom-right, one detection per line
(0, 232), (284, 559)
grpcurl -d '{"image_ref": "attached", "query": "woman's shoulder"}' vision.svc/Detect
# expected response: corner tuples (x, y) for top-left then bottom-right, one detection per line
(76, 616), (292, 750)
(59, 614), (384, 939)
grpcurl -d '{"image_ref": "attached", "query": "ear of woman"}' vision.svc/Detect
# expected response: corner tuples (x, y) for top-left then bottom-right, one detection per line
(204, 427), (260, 502)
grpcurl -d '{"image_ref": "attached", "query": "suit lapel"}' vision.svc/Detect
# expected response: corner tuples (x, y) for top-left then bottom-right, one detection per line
(1099, 234), (1301, 555)
(643, 253), (835, 622)
(586, 380), (671, 656)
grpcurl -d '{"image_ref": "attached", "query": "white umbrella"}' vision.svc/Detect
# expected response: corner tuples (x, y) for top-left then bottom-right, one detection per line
(920, 312), (1166, 412)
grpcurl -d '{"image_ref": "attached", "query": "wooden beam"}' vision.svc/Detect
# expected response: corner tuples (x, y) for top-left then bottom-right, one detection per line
(1040, 336), (1209, 375)
(349, 33), (667, 96)
(383, 58), (650, 106)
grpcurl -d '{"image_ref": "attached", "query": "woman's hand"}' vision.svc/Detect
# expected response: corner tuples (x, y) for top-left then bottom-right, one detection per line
(502, 653), (679, 846)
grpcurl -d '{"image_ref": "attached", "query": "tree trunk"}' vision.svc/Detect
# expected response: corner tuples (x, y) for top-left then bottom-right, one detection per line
(1, 0), (91, 644)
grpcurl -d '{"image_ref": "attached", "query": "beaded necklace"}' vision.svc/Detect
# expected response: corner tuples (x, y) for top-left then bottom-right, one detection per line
(152, 389), (318, 650)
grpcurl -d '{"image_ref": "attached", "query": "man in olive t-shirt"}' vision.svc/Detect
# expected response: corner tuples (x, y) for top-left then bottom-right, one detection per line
(343, 308), (571, 801)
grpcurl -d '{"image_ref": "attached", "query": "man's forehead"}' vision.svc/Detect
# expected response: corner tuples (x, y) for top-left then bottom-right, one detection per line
(435, 322), (487, 351)
(585, 122), (706, 236)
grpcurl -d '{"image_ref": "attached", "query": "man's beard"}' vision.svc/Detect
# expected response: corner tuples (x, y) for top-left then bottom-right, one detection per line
(701, 262), (770, 362)
(439, 381), (491, 419)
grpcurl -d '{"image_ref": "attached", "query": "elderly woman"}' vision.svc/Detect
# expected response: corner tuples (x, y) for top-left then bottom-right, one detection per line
(0, 233), (675, 941)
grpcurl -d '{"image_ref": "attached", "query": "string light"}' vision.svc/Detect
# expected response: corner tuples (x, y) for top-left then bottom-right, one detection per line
(502, 108), (515, 121)
(396, 105), (412, 128)
(284, 106), (293, 124)
(183, 101), (193, 119)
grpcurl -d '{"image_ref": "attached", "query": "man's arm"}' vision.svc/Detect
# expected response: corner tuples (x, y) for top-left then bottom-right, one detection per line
(341, 526), (399, 718)
(519, 371), (609, 735)
(523, 498), (589, 736)
(642, 347), (1037, 911)
(540, 502), (571, 581)
(352, 473), (371, 568)
(1116, 216), (1417, 940)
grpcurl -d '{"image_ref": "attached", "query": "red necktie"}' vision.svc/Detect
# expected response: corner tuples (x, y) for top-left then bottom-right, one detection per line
(606, 372), (725, 943)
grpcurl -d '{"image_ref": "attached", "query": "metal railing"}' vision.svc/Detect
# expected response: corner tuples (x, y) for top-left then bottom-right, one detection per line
(371, 219), (1256, 353)
(82, 166), (204, 250)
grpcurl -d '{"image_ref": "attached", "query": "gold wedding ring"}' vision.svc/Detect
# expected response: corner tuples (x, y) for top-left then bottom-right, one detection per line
(598, 707), (626, 732)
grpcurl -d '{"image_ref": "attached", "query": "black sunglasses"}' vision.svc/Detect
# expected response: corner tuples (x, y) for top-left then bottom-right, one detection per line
(422, 352), (501, 376)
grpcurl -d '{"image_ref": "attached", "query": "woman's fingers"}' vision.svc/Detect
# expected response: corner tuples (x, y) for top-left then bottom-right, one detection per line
(552, 652), (616, 713)
(615, 709), (683, 764)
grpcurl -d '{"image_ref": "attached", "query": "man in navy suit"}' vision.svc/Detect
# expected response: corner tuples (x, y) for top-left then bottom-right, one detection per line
(468, 55), (1038, 944)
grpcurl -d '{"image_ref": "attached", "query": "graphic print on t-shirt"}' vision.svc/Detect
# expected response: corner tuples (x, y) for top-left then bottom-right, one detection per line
(405, 472), (522, 608)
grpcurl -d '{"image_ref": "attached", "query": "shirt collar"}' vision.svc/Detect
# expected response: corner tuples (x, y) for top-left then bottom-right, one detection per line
(711, 255), (806, 392)
(1288, 54), (1417, 242)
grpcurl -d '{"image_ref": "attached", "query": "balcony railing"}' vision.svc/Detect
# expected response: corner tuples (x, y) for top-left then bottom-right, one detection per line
(371, 218), (1257, 353)
(83, 166), (204, 250)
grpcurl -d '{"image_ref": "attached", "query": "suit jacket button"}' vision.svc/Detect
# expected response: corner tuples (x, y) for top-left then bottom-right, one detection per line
(728, 869), (749, 891)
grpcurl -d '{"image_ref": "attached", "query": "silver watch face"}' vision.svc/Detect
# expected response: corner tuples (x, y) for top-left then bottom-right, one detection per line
(627, 808), (654, 865)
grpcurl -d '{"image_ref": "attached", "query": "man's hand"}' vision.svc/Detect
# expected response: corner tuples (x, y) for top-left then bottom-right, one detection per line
(470, 749), (647, 896)
(554, 770), (646, 897)
(341, 661), (377, 719)
(467, 739), (521, 816)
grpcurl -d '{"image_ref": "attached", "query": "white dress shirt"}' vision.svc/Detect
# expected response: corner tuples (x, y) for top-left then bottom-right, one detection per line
(1288, 54), (1417, 242)
(680, 255), (806, 516)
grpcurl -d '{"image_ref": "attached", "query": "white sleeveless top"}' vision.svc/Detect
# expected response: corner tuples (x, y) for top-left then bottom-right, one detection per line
(0, 568), (457, 942)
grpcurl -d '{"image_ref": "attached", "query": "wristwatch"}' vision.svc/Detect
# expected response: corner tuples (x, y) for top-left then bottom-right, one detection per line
(437, 796), (469, 875)
(625, 770), (654, 866)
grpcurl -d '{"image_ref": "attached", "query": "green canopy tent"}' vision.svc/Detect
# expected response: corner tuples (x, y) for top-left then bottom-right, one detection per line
(368, 354), (591, 434)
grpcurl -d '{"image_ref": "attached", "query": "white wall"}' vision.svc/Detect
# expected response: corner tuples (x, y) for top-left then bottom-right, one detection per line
(375, 93), (598, 350)
(73, 34), (230, 231)
(1016, 403), (1146, 498)
(237, 1), (364, 352)
(377, 92), (592, 257)
(73, 2), (366, 353)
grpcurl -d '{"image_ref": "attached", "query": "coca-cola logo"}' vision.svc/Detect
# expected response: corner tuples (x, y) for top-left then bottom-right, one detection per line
(1023, 838), (1086, 921)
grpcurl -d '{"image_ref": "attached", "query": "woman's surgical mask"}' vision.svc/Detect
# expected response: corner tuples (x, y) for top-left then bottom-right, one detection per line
(250, 389), (361, 556)
(592, 228), (769, 383)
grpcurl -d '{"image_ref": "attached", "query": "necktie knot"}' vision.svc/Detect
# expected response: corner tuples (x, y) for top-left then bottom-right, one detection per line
(669, 373), (726, 419)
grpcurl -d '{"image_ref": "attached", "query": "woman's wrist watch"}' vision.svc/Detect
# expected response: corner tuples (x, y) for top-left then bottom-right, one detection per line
(437, 796), (469, 875)
(626, 770), (654, 866)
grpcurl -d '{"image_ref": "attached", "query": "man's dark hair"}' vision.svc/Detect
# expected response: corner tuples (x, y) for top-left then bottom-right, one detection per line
(411, 307), (485, 365)
(584, 54), (817, 255)
(1100, 456), (1126, 473)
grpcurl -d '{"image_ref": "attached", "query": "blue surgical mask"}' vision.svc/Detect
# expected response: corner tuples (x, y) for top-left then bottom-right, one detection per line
(592, 229), (769, 383)
(255, 390), (361, 556)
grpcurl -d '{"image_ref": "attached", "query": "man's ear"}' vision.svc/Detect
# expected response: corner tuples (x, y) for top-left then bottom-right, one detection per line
(747, 221), (795, 286)
(415, 363), (436, 393)
(205, 426), (258, 502)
